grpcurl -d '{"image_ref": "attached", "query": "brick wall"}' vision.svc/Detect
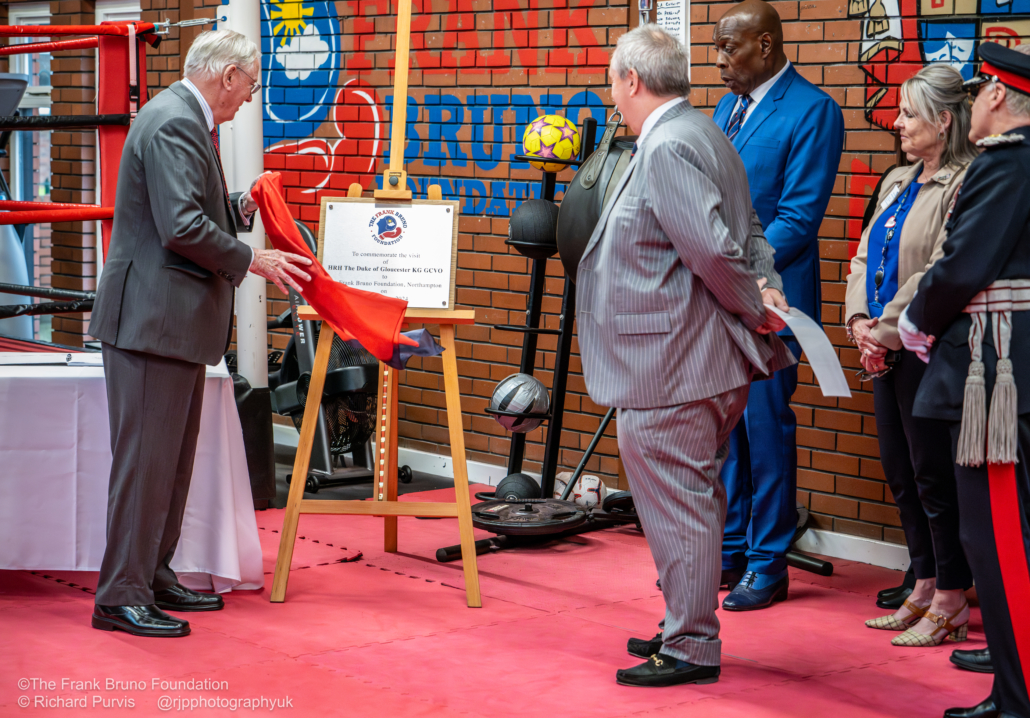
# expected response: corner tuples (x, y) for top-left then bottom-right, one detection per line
(260, 0), (627, 487)
(17, 0), (1029, 546)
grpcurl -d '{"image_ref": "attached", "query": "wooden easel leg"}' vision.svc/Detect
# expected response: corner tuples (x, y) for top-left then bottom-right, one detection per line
(383, 364), (399, 552)
(270, 324), (336, 603)
(439, 324), (482, 608)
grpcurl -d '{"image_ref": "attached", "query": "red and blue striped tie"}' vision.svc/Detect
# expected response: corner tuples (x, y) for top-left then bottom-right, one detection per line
(726, 94), (752, 140)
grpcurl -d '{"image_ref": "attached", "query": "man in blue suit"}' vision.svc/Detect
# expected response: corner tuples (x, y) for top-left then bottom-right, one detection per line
(711, 0), (844, 610)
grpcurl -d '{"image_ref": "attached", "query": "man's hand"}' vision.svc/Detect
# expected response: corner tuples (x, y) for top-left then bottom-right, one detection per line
(241, 171), (273, 215)
(249, 248), (312, 294)
(756, 278), (788, 334)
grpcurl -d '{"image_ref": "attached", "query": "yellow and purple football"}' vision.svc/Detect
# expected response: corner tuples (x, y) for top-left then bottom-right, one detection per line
(522, 114), (581, 173)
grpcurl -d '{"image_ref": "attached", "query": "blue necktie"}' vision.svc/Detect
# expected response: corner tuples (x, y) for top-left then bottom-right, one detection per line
(631, 142), (638, 156)
(726, 95), (752, 140)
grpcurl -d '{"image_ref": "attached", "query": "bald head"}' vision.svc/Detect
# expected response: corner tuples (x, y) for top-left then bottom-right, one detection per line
(713, 0), (788, 96)
(719, 0), (783, 43)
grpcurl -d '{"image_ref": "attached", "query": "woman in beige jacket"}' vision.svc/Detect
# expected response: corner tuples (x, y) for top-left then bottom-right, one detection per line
(846, 64), (978, 647)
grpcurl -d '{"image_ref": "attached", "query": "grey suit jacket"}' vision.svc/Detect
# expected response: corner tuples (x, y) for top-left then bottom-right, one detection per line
(89, 82), (254, 366)
(576, 101), (796, 409)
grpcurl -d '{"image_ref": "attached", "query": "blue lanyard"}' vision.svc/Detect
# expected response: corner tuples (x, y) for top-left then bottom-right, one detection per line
(873, 183), (917, 305)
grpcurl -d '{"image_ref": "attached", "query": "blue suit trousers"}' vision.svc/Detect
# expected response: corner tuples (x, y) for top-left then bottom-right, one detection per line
(721, 337), (801, 575)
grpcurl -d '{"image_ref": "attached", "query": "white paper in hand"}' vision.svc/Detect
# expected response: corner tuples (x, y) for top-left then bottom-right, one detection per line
(765, 305), (851, 398)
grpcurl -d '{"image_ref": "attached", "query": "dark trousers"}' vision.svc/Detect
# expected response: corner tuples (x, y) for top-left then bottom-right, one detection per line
(721, 337), (801, 575)
(873, 350), (972, 589)
(952, 417), (1030, 718)
(95, 344), (206, 607)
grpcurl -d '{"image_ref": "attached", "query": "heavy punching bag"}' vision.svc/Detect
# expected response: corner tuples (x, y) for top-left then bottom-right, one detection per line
(555, 110), (636, 283)
(0, 74), (32, 339)
(0, 223), (32, 339)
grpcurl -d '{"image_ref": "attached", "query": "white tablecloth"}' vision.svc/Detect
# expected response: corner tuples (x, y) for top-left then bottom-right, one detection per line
(0, 361), (264, 593)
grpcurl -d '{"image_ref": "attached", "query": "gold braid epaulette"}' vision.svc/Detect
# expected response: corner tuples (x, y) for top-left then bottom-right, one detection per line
(976, 133), (1026, 148)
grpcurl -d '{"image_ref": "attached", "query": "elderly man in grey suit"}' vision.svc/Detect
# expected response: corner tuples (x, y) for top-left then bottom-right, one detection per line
(88, 30), (311, 637)
(577, 26), (796, 686)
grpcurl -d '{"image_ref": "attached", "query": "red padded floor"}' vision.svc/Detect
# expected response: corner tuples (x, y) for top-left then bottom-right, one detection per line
(1, 485), (993, 717)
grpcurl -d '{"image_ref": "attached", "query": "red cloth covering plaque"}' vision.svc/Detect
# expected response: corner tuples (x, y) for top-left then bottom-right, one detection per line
(250, 173), (416, 363)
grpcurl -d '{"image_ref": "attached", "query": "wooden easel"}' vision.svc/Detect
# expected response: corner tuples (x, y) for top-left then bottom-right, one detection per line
(270, 0), (482, 607)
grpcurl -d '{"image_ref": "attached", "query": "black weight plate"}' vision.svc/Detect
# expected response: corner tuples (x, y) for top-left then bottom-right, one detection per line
(471, 498), (587, 536)
(602, 490), (634, 514)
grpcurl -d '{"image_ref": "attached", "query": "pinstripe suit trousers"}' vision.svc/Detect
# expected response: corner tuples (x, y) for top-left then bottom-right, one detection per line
(618, 385), (750, 667)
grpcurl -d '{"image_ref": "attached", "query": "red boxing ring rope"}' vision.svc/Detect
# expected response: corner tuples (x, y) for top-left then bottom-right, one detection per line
(0, 38), (99, 55)
(0, 200), (105, 211)
(0, 207), (114, 224)
(0, 23), (157, 37)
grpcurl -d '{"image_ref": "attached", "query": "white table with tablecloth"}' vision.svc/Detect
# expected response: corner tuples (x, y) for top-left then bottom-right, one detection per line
(0, 359), (264, 593)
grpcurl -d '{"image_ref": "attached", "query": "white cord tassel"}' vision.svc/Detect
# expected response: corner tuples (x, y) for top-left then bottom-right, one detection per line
(957, 360), (986, 467)
(988, 358), (1018, 464)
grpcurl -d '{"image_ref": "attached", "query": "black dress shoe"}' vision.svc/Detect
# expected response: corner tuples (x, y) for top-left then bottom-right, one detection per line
(154, 583), (224, 612)
(876, 585), (914, 610)
(92, 605), (190, 637)
(722, 572), (788, 611)
(950, 648), (994, 674)
(943, 697), (998, 718)
(876, 568), (916, 609)
(720, 568), (745, 590)
(628, 633), (663, 659)
(878, 567), (916, 599)
(616, 653), (720, 687)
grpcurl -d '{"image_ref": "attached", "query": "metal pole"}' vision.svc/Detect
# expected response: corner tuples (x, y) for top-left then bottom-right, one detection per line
(539, 280), (576, 498)
(220, 2), (268, 387)
(505, 257), (548, 477)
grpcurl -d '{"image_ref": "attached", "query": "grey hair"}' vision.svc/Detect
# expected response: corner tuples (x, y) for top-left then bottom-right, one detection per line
(1002, 44), (1030, 117)
(900, 63), (978, 167)
(611, 24), (691, 98)
(183, 30), (260, 81)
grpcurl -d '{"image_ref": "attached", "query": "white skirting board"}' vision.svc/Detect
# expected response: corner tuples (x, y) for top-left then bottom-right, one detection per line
(273, 424), (908, 571)
(795, 529), (910, 572)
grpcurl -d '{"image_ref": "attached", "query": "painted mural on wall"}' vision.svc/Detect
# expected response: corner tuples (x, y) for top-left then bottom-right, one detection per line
(850, 0), (1030, 130)
(259, 0), (613, 217)
(845, 0), (1029, 244)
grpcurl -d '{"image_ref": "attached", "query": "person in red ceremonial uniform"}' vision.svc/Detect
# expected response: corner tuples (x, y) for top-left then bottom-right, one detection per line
(87, 30), (312, 638)
(901, 41), (1030, 718)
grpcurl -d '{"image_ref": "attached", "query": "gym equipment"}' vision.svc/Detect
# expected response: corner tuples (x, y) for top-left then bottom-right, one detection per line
(492, 472), (540, 501)
(522, 114), (582, 173)
(485, 115), (597, 502)
(0, 74), (33, 339)
(472, 498), (587, 536)
(436, 125), (649, 560)
(569, 474), (606, 509)
(556, 111), (636, 283)
(487, 372), (550, 433)
(436, 407), (639, 562)
(506, 199), (560, 260)
(0, 21), (163, 258)
(266, 220), (404, 495)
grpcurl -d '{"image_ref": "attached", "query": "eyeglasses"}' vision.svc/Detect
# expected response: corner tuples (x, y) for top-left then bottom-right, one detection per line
(963, 72), (995, 99)
(234, 65), (261, 96)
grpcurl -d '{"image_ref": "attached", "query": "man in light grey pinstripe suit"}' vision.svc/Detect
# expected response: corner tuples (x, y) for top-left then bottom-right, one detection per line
(577, 26), (797, 687)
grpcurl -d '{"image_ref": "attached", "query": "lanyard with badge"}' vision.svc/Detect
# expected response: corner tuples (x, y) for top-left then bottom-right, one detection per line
(870, 182), (917, 313)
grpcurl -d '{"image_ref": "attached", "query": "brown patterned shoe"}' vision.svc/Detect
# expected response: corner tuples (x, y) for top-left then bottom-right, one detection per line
(865, 598), (930, 631)
(891, 602), (969, 647)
